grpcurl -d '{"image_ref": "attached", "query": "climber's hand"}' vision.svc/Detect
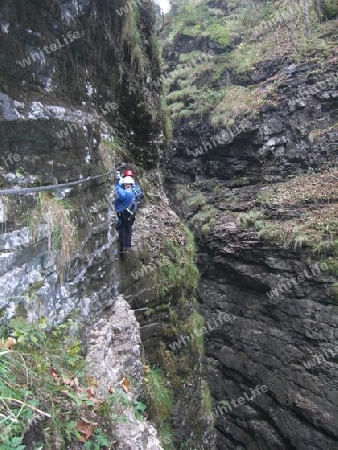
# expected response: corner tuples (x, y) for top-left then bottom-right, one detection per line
(115, 171), (121, 180)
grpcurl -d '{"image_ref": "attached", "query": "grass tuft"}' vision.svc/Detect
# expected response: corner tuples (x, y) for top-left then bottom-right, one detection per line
(190, 205), (217, 236)
(29, 193), (77, 279)
(144, 368), (174, 449)
(237, 210), (264, 228)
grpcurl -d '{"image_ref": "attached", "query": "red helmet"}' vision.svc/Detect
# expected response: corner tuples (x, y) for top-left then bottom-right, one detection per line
(123, 169), (134, 177)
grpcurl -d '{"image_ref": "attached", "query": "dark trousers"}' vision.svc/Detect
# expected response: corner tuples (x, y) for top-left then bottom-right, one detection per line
(118, 216), (134, 249)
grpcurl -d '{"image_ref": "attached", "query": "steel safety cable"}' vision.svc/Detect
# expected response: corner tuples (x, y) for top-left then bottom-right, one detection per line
(0, 165), (125, 196)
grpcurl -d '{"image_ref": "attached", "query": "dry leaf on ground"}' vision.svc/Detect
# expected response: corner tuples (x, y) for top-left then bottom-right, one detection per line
(76, 421), (94, 442)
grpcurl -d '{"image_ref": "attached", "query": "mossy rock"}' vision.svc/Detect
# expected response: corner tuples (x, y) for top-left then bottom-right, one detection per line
(332, 283), (338, 304)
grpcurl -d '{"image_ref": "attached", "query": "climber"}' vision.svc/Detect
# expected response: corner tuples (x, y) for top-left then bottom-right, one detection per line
(115, 174), (138, 253)
(119, 169), (144, 204)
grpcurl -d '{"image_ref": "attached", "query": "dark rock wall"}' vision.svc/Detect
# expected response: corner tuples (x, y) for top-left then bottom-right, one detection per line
(162, 4), (338, 449)
(198, 230), (337, 450)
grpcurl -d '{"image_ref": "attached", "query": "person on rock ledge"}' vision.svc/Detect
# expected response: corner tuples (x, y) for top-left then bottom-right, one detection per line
(118, 169), (144, 204)
(114, 172), (138, 253)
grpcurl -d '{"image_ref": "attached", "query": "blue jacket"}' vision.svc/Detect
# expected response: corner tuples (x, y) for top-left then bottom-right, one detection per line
(114, 182), (134, 212)
(118, 178), (144, 203)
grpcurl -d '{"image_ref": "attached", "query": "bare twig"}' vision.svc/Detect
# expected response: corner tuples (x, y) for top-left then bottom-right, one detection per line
(0, 397), (51, 418)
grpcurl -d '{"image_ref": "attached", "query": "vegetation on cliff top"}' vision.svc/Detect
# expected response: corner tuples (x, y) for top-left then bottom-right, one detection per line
(162, 0), (337, 125)
(236, 168), (338, 267)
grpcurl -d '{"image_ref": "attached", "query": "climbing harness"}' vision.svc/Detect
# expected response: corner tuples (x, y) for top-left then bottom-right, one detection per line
(121, 195), (138, 222)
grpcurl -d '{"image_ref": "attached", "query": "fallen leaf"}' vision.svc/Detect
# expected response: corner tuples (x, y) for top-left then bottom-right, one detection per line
(85, 388), (100, 404)
(76, 421), (94, 442)
(70, 377), (79, 391)
(49, 366), (61, 381)
(121, 377), (130, 393)
(5, 337), (17, 349)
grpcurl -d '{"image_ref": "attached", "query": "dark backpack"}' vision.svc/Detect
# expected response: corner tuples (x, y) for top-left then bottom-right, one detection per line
(122, 195), (138, 221)
(132, 185), (144, 204)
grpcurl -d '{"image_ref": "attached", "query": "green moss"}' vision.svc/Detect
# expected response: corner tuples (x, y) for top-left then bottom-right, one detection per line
(323, 0), (338, 19)
(157, 304), (170, 312)
(256, 218), (338, 257)
(145, 308), (155, 318)
(168, 101), (185, 116)
(224, 41), (268, 75)
(176, 184), (191, 203)
(211, 85), (274, 127)
(156, 226), (200, 297)
(169, 307), (178, 323)
(182, 24), (202, 37)
(145, 288), (209, 449)
(186, 310), (205, 355)
(332, 283), (338, 303)
(232, 178), (245, 186)
(200, 379), (213, 418)
(177, 109), (193, 119)
(26, 280), (44, 292)
(163, 0), (336, 125)
(237, 210), (264, 228)
(161, 98), (173, 145)
(123, 4), (150, 75)
(179, 50), (203, 63)
(206, 23), (231, 46)
(145, 368), (173, 422)
(102, 136), (129, 161)
(149, 32), (163, 67)
(188, 193), (207, 208)
(166, 86), (198, 104)
(201, 218), (216, 235)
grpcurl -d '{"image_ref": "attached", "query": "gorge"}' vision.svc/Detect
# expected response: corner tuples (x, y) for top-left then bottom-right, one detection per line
(0, 1), (337, 449)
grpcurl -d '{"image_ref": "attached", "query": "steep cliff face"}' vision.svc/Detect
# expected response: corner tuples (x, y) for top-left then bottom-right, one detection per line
(0, 0), (161, 323)
(162, 0), (337, 449)
(0, 1), (213, 449)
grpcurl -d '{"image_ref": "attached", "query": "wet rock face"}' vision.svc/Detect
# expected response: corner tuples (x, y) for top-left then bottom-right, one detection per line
(0, 0), (160, 322)
(162, 30), (338, 450)
(197, 232), (337, 450)
(0, 0), (161, 169)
